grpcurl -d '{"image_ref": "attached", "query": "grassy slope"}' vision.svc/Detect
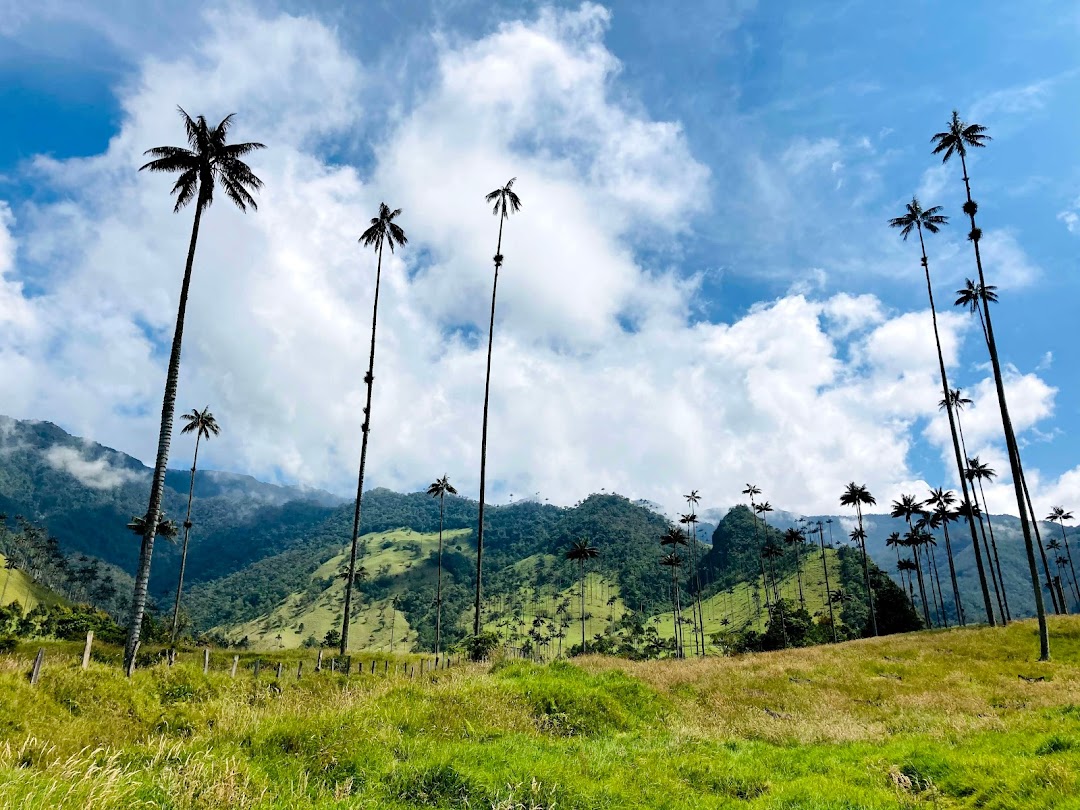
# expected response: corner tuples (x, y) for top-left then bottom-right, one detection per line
(0, 553), (62, 609)
(219, 527), (470, 651)
(2, 618), (1078, 808)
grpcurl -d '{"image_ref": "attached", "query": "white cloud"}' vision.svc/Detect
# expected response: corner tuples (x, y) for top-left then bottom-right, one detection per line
(44, 445), (144, 490)
(0, 4), (1069, 520)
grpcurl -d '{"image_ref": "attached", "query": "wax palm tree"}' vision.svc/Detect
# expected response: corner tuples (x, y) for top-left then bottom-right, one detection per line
(684, 489), (706, 655)
(926, 488), (966, 626)
(955, 279), (998, 348)
(565, 538), (599, 653)
(339, 203), (408, 656)
(1047, 507), (1080, 604)
(901, 528), (933, 626)
(813, 520), (839, 642)
(840, 482), (878, 635)
(169, 406), (220, 644)
(126, 514), (178, 541)
(916, 512), (949, 626)
(890, 197), (994, 625)
(474, 178), (523, 639)
(965, 457), (1018, 618)
(126, 109), (264, 670)
(885, 531), (910, 597)
(783, 527), (807, 608)
(897, 558), (920, 609)
(892, 495), (931, 626)
(427, 474), (458, 657)
(660, 527), (688, 656)
(933, 111), (1047, 659)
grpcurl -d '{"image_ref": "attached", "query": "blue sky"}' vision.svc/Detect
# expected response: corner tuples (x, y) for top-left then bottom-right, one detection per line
(0, 0), (1078, 517)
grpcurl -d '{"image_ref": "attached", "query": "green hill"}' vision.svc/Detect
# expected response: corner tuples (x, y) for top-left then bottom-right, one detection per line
(1, 617), (1077, 808)
(0, 552), (62, 609)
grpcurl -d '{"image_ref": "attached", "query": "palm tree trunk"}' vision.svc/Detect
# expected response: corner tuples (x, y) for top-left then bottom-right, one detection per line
(1058, 522), (1080, 604)
(674, 571), (684, 658)
(929, 544), (948, 627)
(759, 557), (771, 611)
(580, 560), (586, 653)
(917, 225), (995, 625)
(937, 521), (964, 625)
(958, 153), (1048, 659)
(125, 199), (204, 672)
(435, 493), (445, 658)
(913, 545), (932, 627)
(819, 530), (838, 642)
(687, 518), (704, 656)
(475, 217), (506, 637)
(794, 541), (805, 608)
(341, 241), (385, 656)
(169, 432), (202, 644)
(856, 505), (878, 636)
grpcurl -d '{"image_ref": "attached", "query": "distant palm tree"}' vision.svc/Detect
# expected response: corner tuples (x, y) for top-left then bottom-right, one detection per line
(891, 495), (931, 626)
(754, 501), (777, 600)
(815, 520), (838, 642)
(964, 457), (1016, 618)
(340, 203), (408, 656)
(474, 178), (523, 639)
(783, 527), (807, 608)
(955, 279), (998, 350)
(684, 489), (706, 656)
(170, 406), (220, 644)
(660, 527), (688, 657)
(126, 108), (264, 671)
(840, 482), (878, 635)
(742, 485), (764, 616)
(566, 538), (599, 653)
(890, 197), (993, 625)
(885, 531), (910, 598)
(427, 474), (458, 657)
(934, 111), (1047, 659)
(1047, 507), (1080, 605)
(916, 513), (949, 627)
(925, 488), (965, 626)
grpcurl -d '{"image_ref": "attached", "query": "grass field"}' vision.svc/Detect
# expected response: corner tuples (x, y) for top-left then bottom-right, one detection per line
(2, 617), (1078, 808)
(0, 553), (61, 610)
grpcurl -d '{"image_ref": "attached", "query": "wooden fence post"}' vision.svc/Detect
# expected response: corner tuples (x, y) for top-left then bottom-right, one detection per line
(330, 658), (336, 673)
(167, 648), (176, 667)
(370, 659), (376, 675)
(29, 648), (44, 686)
(81, 631), (94, 670)
(315, 650), (323, 672)
(203, 648), (210, 674)
(383, 659), (388, 676)
(276, 662), (283, 679)
(253, 659), (261, 679)
(126, 642), (139, 678)
(231, 655), (239, 678)
(297, 661), (303, 679)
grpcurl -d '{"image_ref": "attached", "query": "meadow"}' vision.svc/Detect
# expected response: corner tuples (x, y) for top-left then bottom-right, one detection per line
(1, 617), (1078, 808)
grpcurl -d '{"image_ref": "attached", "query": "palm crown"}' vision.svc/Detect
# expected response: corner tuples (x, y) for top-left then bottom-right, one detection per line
(485, 177), (523, 220)
(565, 538), (599, 563)
(360, 203), (408, 254)
(840, 482), (876, 509)
(426, 474), (458, 499)
(139, 107), (265, 213)
(939, 388), (973, 413)
(889, 196), (948, 239)
(955, 279), (998, 312)
(931, 110), (991, 163)
(1047, 506), (1074, 524)
(180, 406), (220, 441)
(660, 527), (688, 547)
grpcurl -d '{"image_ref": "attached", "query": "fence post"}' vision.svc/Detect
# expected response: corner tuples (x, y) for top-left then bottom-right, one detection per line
(29, 648), (44, 686)
(383, 659), (388, 676)
(297, 661), (303, 680)
(253, 659), (261, 679)
(370, 659), (376, 675)
(330, 658), (336, 673)
(126, 641), (139, 678)
(231, 655), (239, 678)
(203, 648), (210, 674)
(315, 650), (323, 672)
(276, 662), (283, 679)
(81, 631), (94, 670)
(167, 648), (176, 667)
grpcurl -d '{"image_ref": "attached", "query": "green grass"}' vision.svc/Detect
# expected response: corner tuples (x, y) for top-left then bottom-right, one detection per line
(2, 618), (1079, 808)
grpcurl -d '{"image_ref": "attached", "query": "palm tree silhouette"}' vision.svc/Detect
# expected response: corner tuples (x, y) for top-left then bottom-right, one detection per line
(754, 501), (777, 600)
(474, 178), (522, 639)
(840, 482), (878, 635)
(125, 109), (264, 670)
(783, 527), (807, 608)
(170, 406), (220, 644)
(340, 203), (408, 656)
(814, 520), (838, 642)
(1046, 507), (1080, 605)
(916, 512), (949, 627)
(891, 495), (932, 626)
(684, 489), (706, 656)
(660, 526), (688, 657)
(933, 110), (1048, 659)
(565, 538), (599, 653)
(427, 474), (458, 657)
(965, 457), (1018, 617)
(925, 488), (965, 626)
(885, 531), (910, 598)
(890, 197), (994, 625)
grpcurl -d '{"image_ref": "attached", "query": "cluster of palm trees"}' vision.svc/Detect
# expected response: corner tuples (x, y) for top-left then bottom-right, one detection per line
(120, 104), (1071, 668)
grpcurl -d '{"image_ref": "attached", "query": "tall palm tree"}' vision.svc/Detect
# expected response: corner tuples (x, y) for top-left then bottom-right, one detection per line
(925, 488), (965, 626)
(890, 197), (994, 625)
(340, 203), (408, 656)
(565, 538), (599, 653)
(427, 474), (458, 658)
(742, 485), (764, 615)
(783, 527), (807, 608)
(885, 531), (910, 599)
(170, 406), (220, 644)
(684, 489), (706, 655)
(892, 495), (932, 626)
(933, 111), (1048, 660)
(660, 526), (688, 657)
(916, 513), (949, 626)
(840, 482), (878, 635)
(474, 178), (523, 638)
(815, 520), (838, 642)
(754, 501), (776, 597)
(1047, 507), (1080, 604)
(126, 109), (264, 670)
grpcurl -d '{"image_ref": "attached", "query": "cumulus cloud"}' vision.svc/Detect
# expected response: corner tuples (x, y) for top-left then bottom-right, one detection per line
(0, 3), (1066, 518)
(44, 445), (144, 490)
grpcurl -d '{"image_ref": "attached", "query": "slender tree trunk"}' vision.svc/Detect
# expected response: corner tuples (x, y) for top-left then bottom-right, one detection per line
(937, 521), (963, 625)
(170, 432), (202, 644)
(958, 153), (1047, 658)
(819, 529), (838, 642)
(341, 242), (385, 656)
(125, 200), (204, 671)
(917, 225), (995, 625)
(913, 544), (932, 627)
(759, 557), (771, 611)
(475, 217), (506, 637)
(435, 493), (445, 657)
(1057, 521), (1080, 604)
(929, 543), (949, 627)
(794, 541), (805, 608)
(580, 560), (586, 653)
(856, 504), (878, 636)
